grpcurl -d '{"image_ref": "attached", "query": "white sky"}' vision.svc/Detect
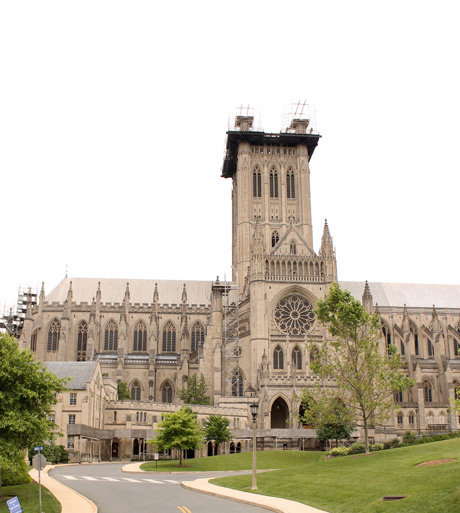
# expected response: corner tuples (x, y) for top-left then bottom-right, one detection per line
(1, 0), (460, 311)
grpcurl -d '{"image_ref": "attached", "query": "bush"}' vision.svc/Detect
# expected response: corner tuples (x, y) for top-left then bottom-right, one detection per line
(43, 443), (69, 464)
(348, 442), (365, 454)
(328, 446), (350, 457)
(403, 430), (417, 444)
(371, 442), (384, 452)
(1, 451), (30, 486)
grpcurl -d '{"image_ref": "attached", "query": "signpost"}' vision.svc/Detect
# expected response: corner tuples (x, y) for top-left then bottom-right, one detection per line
(32, 446), (47, 513)
(154, 453), (159, 471)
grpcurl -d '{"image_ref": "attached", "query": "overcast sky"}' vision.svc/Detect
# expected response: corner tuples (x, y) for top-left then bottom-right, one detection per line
(1, 1), (459, 311)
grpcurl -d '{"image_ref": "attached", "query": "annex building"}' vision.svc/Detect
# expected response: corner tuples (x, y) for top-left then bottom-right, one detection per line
(16, 113), (460, 461)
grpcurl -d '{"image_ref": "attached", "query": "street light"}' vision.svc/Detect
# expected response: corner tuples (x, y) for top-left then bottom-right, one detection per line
(250, 401), (258, 490)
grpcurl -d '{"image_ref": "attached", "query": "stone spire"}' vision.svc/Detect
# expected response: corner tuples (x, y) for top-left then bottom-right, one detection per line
(62, 281), (73, 320)
(431, 305), (441, 336)
(402, 304), (410, 334)
(120, 282), (130, 324)
(362, 280), (373, 313)
(320, 219), (337, 282)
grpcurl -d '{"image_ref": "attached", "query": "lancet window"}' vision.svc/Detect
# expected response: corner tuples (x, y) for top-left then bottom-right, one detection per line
(394, 390), (403, 403)
(104, 320), (118, 351)
(161, 381), (173, 403)
(231, 368), (243, 397)
(162, 321), (176, 352)
(133, 321), (147, 352)
(253, 167), (262, 198)
(47, 319), (60, 351)
(272, 231), (279, 248)
(286, 168), (295, 199)
(270, 168), (279, 198)
(427, 338), (435, 357)
(273, 345), (284, 370)
(423, 380), (433, 403)
(131, 380), (141, 401)
(77, 321), (88, 361)
(292, 346), (302, 370)
(191, 322), (205, 352)
(30, 329), (38, 352)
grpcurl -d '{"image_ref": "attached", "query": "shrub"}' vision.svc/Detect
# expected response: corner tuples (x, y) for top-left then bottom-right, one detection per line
(403, 430), (417, 444)
(328, 446), (350, 457)
(371, 442), (384, 452)
(349, 442), (365, 454)
(1, 451), (30, 486)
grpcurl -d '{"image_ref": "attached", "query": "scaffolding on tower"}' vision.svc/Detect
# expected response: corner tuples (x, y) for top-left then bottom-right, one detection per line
(222, 278), (242, 397)
(0, 286), (38, 338)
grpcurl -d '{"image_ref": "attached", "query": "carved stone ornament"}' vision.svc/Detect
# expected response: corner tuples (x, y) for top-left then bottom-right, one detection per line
(273, 294), (315, 335)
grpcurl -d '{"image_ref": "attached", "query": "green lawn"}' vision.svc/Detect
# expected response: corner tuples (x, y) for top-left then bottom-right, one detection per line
(0, 482), (61, 513)
(210, 440), (460, 513)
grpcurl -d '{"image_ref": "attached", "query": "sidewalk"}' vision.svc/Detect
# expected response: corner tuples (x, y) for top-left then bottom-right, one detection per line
(29, 466), (97, 513)
(124, 462), (329, 513)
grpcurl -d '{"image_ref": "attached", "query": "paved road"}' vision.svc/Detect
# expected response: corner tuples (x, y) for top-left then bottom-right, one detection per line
(50, 463), (268, 513)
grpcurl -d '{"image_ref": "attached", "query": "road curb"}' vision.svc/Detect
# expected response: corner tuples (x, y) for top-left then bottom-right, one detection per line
(29, 465), (98, 513)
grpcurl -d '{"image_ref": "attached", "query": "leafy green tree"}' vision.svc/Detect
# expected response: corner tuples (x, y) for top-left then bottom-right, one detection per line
(299, 388), (354, 445)
(311, 283), (415, 453)
(204, 415), (232, 454)
(117, 381), (131, 400)
(0, 333), (67, 495)
(177, 374), (210, 405)
(148, 407), (204, 466)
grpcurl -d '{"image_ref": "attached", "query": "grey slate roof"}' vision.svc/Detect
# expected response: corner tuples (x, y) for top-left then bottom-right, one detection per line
(46, 277), (220, 306)
(340, 281), (460, 309)
(43, 361), (97, 390)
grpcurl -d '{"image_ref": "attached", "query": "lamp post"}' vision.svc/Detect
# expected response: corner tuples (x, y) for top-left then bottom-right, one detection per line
(250, 401), (258, 490)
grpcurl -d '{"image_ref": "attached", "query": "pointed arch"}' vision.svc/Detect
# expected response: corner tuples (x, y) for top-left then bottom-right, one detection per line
(130, 379), (142, 401)
(382, 323), (392, 354)
(271, 395), (289, 428)
(30, 329), (38, 352)
(231, 368), (244, 397)
(47, 318), (61, 351)
(104, 319), (118, 351)
(191, 321), (205, 352)
(292, 345), (302, 370)
(408, 411), (416, 426)
(161, 380), (174, 403)
(286, 167), (295, 199)
(270, 167), (279, 198)
(290, 240), (297, 255)
(133, 320), (147, 352)
(253, 166), (262, 198)
(77, 321), (88, 361)
(427, 337), (435, 357)
(271, 230), (279, 248)
(162, 321), (177, 352)
(411, 326), (419, 356)
(423, 379), (433, 403)
(273, 345), (284, 370)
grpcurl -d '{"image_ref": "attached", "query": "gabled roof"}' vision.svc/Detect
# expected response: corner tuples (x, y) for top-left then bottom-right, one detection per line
(340, 281), (460, 309)
(43, 361), (97, 390)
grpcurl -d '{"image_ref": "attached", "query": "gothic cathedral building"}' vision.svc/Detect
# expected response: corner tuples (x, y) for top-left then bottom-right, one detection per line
(19, 113), (460, 458)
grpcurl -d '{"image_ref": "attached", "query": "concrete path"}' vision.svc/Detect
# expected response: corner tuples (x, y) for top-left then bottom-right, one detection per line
(29, 465), (98, 513)
(123, 462), (329, 513)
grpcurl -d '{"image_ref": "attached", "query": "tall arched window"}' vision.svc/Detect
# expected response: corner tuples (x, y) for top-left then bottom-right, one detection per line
(133, 321), (147, 352)
(453, 380), (460, 401)
(292, 346), (302, 370)
(191, 322), (205, 352)
(253, 168), (262, 198)
(397, 412), (404, 425)
(104, 320), (118, 351)
(427, 338), (434, 357)
(161, 381), (173, 403)
(273, 345), (284, 370)
(47, 319), (60, 351)
(423, 380), (433, 403)
(286, 168), (295, 199)
(231, 368), (243, 397)
(30, 329), (38, 352)
(131, 380), (141, 401)
(77, 321), (88, 361)
(412, 329), (419, 356)
(270, 169), (279, 198)
(454, 338), (459, 356)
(400, 338), (406, 356)
(162, 321), (176, 352)
(290, 240), (297, 255)
(271, 231), (279, 248)
(382, 324), (392, 354)
(394, 390), (403, 403)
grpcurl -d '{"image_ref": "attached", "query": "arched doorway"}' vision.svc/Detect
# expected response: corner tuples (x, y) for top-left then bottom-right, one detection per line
(271, 397), (289, 428)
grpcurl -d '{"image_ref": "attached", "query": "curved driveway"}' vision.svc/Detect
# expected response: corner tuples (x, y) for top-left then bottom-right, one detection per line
(49, 463), (268, 513)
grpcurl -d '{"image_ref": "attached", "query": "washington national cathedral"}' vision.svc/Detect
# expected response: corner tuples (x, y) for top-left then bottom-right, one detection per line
(16, 112), (460, 460)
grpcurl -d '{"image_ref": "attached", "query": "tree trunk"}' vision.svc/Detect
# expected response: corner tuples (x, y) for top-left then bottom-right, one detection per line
(179, 449), (183, 466)
(363, 419), (370, 454)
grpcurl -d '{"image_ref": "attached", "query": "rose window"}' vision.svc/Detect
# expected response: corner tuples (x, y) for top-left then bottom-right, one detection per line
(273, 294), (315, 335)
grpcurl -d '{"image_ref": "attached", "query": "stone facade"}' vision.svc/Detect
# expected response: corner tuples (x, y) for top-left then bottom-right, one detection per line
(20, 114), (460, 458)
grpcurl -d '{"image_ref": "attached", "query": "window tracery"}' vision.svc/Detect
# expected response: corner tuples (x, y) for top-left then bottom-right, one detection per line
(273, 294), (315, 335)
(191, 322), (205, 352)
(272, 231), (279, 248)
(273, 345), (284, 370)
(133, 321), (147, 352)
(47, 319), (60, 351)
(286, 168), (295, 199)
(131, 380), (141, 401)
(77, 321), (88, 361)
(162, 321), (176, 352)
(253, 167), (262, 198)
(292, 346), (302, 370)
(270, 168), (279, 198)
(423, 380), (433, 403)
(104, 320), (118, 351)
(30, 329), (38, 352)
(231, 368), (243, 397)
(161, 381), (173, 403)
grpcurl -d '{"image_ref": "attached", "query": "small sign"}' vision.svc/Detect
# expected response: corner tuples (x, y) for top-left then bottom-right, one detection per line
(34, 446), (44, 452)
(6, 496), (23, 513)
(154, 453), (159, 461)
(32, 453), (47, 471)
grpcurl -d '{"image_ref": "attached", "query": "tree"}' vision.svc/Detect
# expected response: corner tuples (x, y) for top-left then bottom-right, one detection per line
(311, 283), (415, 453)
(204, 415), (232, 455)
(0, 333), (67, 495)
(299, 388), (355, 445)
(148, 407), (203, 466)
(117, 381), (131, 401)
(177, 373), (210, 405)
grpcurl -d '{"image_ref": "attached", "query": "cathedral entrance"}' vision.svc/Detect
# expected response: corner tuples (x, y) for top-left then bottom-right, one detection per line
(271, 397), (289, 428)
